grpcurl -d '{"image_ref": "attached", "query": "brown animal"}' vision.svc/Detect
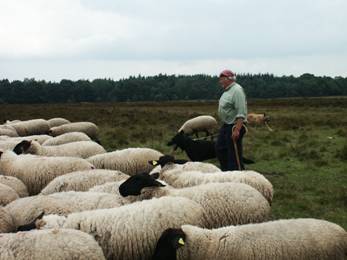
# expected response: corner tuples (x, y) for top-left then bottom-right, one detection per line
(247, 113), (273, 131)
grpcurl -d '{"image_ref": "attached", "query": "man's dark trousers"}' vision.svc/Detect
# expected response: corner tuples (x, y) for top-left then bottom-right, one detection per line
(215, 123), (246, 171)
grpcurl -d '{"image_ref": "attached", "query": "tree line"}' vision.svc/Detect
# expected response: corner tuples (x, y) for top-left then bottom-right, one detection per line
(0, 73), (346, 104)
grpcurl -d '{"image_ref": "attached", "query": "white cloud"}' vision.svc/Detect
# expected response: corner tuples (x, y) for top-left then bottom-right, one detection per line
(0, 0), (346, 79)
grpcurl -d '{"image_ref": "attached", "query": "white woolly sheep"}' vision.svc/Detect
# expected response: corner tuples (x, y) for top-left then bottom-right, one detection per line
(5, 191), (124, 227)
(0, 229), (106, 260)
(6, 119), (50, 136)
(87, 147), (163, 176)
(47, 117), (70, 128)
(0, 175), (28, 197)
(178, 115), (218, 137)
(42, 131), (91, 146)
(49, 122), (99, 140)
(119, 173), (271, 228)
(0, 134), (52, 144)
(155, 219), (347, 260)
(0, 125), (18, 137)
(38, 196), (205, 260)
(0, 140), (21, 151)
(14, 140), (106, 159)
(0, 150), (95, 195)
(159, 169), (273, 204)
(0, 183), (19, 206)
(0, 207), (15, 233)
(40, 169), (128, 195)
(149, 156), (221, 175)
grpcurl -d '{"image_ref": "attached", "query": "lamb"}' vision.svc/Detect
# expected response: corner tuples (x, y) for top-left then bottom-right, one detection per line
(42, 131), (91, 146)
(168, 131), (216, 161)
(178, 115), (218, 137)
(6, 119), (50, 136)
(47, 117), (70, 128)
(247, 112), (273, 131)
(87, 147), (163, 176)
(0, 183), (19, 206)
(13, 140), (106, 159)
(154, 219), (347, 260)
(5, 191), (124, 227)
(37, 196), (205, 260)
(0, 207), (15, 233)
(0, 175), (29, 197)
(49, 122), (99, 140)
(118, 172), (271, 228)
(159, 169), (273, 203)
(167, 131), (254, 164)
(0, 229), (106, 260)
(40, 169), (128, 195)
(0, 150), (95, 195)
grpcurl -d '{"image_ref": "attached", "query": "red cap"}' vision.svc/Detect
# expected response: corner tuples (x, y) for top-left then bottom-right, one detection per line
(219, 69), (236, 79)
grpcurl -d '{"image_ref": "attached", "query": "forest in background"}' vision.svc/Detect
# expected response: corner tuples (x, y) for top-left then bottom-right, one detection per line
(0, 73), (347, 104)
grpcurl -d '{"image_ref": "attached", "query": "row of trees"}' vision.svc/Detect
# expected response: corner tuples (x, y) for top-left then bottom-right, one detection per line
(0, 73), (346, 104)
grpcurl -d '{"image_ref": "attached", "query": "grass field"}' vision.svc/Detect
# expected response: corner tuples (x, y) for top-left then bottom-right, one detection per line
(1, 96), (346, 229)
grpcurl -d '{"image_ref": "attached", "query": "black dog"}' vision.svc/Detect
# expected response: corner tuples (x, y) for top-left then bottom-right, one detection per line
(167, 131), (254, 164)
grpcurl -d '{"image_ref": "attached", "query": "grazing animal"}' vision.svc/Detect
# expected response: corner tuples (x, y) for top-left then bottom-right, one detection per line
(154, 219), (347, 260)
(247, 113), (273, 131)
(167, 131), (254, 164)
(178, 115), (218, 138)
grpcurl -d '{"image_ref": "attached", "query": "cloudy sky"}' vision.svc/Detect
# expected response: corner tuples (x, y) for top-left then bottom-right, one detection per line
(0, 0), (346, 81)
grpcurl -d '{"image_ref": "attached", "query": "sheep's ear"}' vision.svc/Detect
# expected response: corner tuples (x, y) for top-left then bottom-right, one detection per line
(150, 172), (160, 179)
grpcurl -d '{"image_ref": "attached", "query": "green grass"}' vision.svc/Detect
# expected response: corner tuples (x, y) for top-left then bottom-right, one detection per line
(1, 97), (346, 229)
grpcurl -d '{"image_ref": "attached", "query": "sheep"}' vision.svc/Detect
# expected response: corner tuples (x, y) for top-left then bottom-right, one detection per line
(0, 125), (18, 137)
(42, 131), (92, 146)
(87, 147), (163, 176)
(178, 115), (218, 137)
(149, 155), (221, 174)
(0, 175), (29, 197)
(5, 191), (124, 228)
(247, 112), (273, 131)
(0, 229), (106, 260)
(49, 122), (99, 140)
(0, 183), (19, 206)
(13, 140), (106, 159)
(118, 172), (271, 228)
(0, 150), (95, 195)
(6, 119), (50, 136)
(167, 131), (254, 164)
(0, 134), (52, 144)
(159, 169), (273, 204)
(154, 219), (347, 260)
(0, 140), (21, 151)
(47, 117), (70, 128)
(37, 196), (205, 260)
(40, 169), (128, 195)
(0, 207), (15, 233)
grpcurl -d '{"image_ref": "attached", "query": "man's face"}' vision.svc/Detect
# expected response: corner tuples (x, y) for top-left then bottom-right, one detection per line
(219, 76), (233, 89)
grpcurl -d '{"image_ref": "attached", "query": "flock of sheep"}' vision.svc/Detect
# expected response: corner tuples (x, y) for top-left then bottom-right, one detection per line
(0, 116), (346, 260)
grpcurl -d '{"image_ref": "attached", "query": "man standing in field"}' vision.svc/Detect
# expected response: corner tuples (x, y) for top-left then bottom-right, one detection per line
(216, 69), (247, 171)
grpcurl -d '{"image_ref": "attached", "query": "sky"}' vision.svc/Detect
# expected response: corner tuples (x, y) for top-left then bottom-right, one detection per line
(0, 0), (346, 82)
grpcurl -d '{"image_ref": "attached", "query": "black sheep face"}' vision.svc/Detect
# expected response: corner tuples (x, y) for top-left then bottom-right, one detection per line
(153, 228), (186, 260)
(167, 131), (187, 147)
(118, 172), (165, 197)
(13, 140), (32, 155)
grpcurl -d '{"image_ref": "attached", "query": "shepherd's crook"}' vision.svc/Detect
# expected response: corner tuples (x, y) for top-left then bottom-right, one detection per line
(232, 126), (242, 170)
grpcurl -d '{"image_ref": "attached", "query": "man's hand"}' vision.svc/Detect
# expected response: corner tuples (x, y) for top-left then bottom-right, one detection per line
(232, 118), (243, 141)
